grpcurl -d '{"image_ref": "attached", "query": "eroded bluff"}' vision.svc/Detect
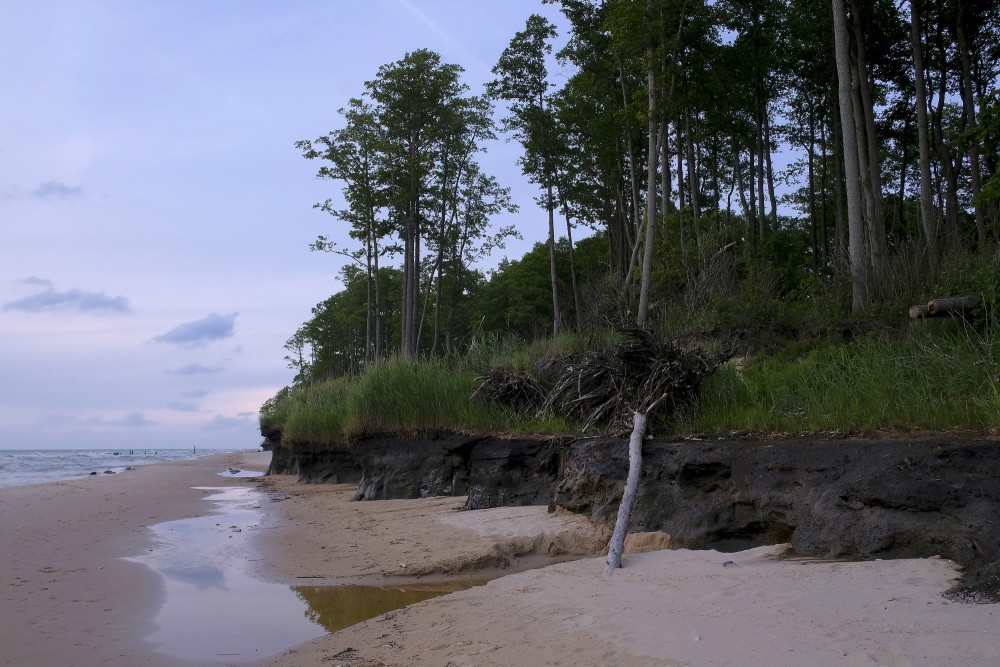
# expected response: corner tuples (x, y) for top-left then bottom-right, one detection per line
(266, 434), (1000, 601)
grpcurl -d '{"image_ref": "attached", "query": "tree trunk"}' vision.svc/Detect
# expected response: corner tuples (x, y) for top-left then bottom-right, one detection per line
(808, 105), (818, 272)
(605, 410), (648, 575)
(755, 93), (767, 241)
(833, 0), (868, 312)
(850, 0), (887, 267)
(686, 108), (701, 223)
(763, 105), (778, 230)
(677, 119), (687, 264)
(619, 59), (644, 248)
(820, 118), (830, 267)
(638, 14), (659, 329)
(956, 6), (987, 250)
(559, 185), (583, 334)
(373, 237), (382, 360)
(547, 180), (562, 338)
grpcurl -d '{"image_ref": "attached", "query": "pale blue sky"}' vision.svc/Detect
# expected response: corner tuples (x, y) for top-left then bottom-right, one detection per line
(0, 1), (567, 450)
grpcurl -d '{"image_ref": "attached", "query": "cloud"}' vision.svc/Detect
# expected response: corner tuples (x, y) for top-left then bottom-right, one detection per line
(40, 411), (155, 429)
(153, 312), (237, 347)
(168, 402), (200, 412)
(202, 412), (255, 431)
(181, 389), (210, 398)
(33, 180), (83, 199)
(168, 362), (225, 375)
(111, 412), (155, 428)
(4, 284), (132, 314)
(20, 276), (54, 288)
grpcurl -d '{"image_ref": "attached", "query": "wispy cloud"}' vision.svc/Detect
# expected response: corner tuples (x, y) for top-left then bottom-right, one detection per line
(112, 412), (155, 428)
(168, 402), (200, 413)
(153, 312), (237, 347)
(4, 281), (131, 315)
(41, 411), (155, 428)
(181, 389), (210, 398)
(168, 362), (225, 376)
(20, 276), (54, 288)
(203, 412), (255, 431)
(33, 180), (83, 199)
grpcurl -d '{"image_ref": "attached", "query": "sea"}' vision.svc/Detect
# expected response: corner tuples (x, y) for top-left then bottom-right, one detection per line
(0, 449), (238, 489)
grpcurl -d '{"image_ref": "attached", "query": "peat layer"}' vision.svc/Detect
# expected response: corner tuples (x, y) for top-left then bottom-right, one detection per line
(265, 432), (1000, 602)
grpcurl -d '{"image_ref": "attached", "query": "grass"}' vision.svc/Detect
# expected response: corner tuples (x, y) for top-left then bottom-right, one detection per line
(676, 328), (1000, 434)
(275, 358), (573, 446)
(264, 323), (1000, 445)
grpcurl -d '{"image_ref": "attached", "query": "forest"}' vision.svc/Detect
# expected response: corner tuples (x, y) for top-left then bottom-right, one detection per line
(263, 0), (1000, 442)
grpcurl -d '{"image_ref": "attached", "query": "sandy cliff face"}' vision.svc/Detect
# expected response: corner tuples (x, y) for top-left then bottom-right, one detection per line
(265, 432), (1000, 601)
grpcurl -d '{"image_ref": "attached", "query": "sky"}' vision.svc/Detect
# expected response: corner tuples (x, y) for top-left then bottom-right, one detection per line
(0, 1), (569, 450)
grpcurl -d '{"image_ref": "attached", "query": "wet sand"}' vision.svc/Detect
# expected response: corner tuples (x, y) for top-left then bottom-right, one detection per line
(0, 450), (271, 667)
(3, 450), (998, 667)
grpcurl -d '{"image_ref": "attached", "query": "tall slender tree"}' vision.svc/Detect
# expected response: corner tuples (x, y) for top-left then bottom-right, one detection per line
(489, 14), (564, 337)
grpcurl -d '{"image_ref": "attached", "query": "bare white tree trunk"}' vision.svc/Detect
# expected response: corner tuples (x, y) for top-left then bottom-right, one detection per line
(606, 410), (647, 574)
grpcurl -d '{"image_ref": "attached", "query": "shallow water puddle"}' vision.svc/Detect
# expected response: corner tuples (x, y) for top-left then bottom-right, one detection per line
(128, 484), (483, 662)
(127, 486), (322, 662)
(294, 580), (485, 634)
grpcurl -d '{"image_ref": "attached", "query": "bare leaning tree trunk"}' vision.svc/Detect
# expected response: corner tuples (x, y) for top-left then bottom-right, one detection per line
(606, 394), (667, 575)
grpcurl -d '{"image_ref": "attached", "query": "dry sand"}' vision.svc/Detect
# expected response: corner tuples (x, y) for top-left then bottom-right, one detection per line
(2, 450), (997, 667)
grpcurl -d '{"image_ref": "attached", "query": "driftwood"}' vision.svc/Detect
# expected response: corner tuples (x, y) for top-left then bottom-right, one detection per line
(909, 296), (976, 319)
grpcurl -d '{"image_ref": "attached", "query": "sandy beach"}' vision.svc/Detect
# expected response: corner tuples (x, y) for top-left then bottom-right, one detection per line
(2, 450), (997, 667)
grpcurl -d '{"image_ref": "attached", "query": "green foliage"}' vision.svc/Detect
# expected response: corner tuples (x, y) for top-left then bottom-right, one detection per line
(678, 330), (1000, 433)
(259, 386), (294, 434)
(267, 358), (576, 446)
(344, 359), (505, 438)
(932, 249), (1000, 325)
(281, 377), (354, 446)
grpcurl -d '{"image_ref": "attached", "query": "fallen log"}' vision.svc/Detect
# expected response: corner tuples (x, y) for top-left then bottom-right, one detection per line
(927, 296), (977, 316)
(908, 296), (976, 319)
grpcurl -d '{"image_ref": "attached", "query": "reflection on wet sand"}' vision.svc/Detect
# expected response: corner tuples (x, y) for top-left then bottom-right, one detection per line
(128, 484), (489, 662)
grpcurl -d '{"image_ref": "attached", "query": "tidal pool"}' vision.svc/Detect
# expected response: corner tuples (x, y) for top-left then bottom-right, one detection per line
(128, 484), (484, 662)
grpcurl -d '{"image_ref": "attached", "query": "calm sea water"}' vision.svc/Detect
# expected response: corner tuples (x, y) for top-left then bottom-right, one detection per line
(0, 449), (237, 489)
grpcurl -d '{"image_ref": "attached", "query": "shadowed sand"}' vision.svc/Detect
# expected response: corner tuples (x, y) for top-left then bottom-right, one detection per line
(2, 450), (997, 667)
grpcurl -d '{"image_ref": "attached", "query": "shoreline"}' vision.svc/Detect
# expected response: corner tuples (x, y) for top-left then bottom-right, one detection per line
(2, 449), (998, 666)
(0, 450), (272, 667)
